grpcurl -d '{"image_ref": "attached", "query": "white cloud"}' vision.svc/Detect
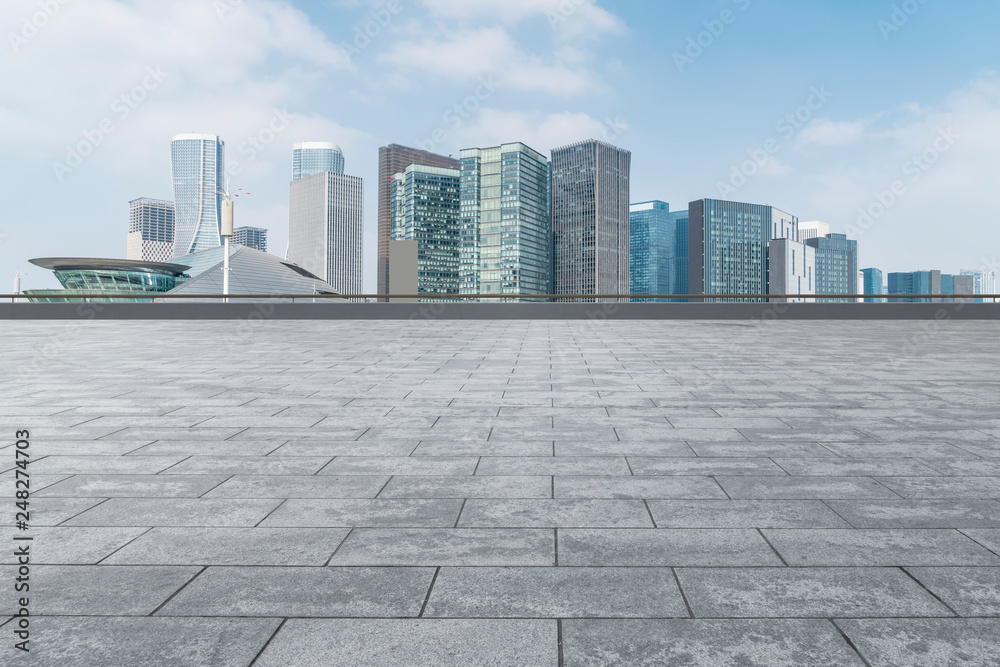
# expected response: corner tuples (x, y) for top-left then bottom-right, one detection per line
(417, 0), (626, 39)
(797, 119), (870, 147)
(450, 109), (616, 155)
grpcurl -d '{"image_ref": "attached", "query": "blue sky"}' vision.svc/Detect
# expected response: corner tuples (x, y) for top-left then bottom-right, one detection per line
(2, 0), (998, 291)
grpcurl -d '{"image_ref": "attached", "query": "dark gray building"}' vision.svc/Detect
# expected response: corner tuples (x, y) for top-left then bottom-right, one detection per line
(550, 140), (631, 300)
(804, 233), (859, 302)
(127, 198), (175, 262)
(232, 226), (267, 253)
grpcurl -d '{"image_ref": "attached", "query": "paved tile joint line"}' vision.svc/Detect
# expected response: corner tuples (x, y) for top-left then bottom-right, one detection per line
(2, 320), (999, 666)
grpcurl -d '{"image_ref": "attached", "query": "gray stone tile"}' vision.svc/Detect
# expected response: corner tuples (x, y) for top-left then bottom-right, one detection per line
(907, 567), (1000, 616)
(718, 476), (900, 499)
(875, 477), (1000, 499)
(425, 567), (687, 618)
(629, 457), (787, 476)
(101, 527), (350, 565)
(329, 528), (555, 566)
(772, 458), (942, 476)
(649, 500), (851, 528)
(916, 457), (1000, 476)
(412, 441), (556, 456)
(824, 443), (979, 458)
(254, 619), (557, 667)
(459, 500), (653, 527)
(379, 475), (552, 499)
(319, 456), (480, 475)
(63, 498), (282, 527)
(260, 499), (463, 527)
(34, 474), (228, 498)
(617, 428), (746, 442)
(29, 455), (185, 474)
(763, 529), (1000, 566)
(271, 441), (420, 456)
(0, 565), (198, 615)
(555, 441), (696, 457)
(559, 529), (782, 566)
(689, 442), (837, 457)
(676, 567), (952, 618)
(203, 475), (389, 498)
(158, 566), (435, 617)
(825, 500), (1000, 528)
(162, 456), (333, 475)
(837, 619), (1000, 667)
(23, 616), (280, 666)
(25, 497), (108, 526)
(475, 456), (632, 476)
(961, 528), (1000, 554)
(0, 527), (146, 564)
(128, 441), (285, 456)
(555, 476), (728, 499)
(563, 619), (867, 666)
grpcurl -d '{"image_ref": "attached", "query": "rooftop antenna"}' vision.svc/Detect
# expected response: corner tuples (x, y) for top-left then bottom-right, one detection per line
(217, 181), (251, 303)
(8, 269), (27, 303)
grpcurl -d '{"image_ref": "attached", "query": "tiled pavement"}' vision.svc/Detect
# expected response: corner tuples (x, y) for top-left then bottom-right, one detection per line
(2, 319), (1000, 666)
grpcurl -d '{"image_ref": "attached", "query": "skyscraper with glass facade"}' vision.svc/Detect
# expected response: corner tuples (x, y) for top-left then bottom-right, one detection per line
(688, 199), (798, 301)
(170, 134), (225, 258)
(459, 143), (549, 300)
(378, 145), (460, 300)
(889, 270), (976, 303)
(862, 268), (885, 302)
(629, 201), (688, 301)
(288, 171), (363, 298)
(232, 226), (268, 253)
(550, 140), (631, 301)
(127, 198), (175, 262)
(293, 142), (345, 181)
(960, 269), (997, 302)
(389, 164), (461, 299)
(804, 233), (859, 302)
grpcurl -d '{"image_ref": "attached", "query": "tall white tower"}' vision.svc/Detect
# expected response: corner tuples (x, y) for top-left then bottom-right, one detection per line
(171, 134), (225, 258)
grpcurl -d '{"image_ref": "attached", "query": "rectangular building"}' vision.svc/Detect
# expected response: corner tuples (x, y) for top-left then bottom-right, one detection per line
(232, 226), (267, 253)
(378, 145), (459, 299)
(862, 268), (885, 302)
(767, 238), (815, 303)
(459, 142), (550, 300)
(127, 198), (175, 262)
(804, 233), (859, 302)
(550, 140), (631, 301)
(688, 199), (798, 301)
(389, 164), (461, 299)
(288, 171), (363, 298)
(171, 134), (224, 258)
(961, 269), (997, 302)
(629, 201), (688, 301)
(798, 221), (830, 241)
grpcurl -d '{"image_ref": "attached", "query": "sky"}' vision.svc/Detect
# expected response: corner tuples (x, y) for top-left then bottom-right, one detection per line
(2, 0), (998, 292)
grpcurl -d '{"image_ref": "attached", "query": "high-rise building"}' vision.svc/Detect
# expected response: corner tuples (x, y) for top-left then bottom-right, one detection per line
(798, 221), (830, 241)
(550, 140), (631, 300)
(170, 134), (225, 258)
(804, 233), (859, 302)
(293, 142), (345, 180)
(232, 226), (268, 253)
(127, 198), (175, 262)
(961, 269), (997, 302)
(767, 238), (815, 302)
(459, 142), (550, 300)
(862, 268), (885, 302)
(288, 171), (363, 298)
(887, 270), (972, 302)
(389, 164), (461, 299)
(629, 201), (688, 301)
(378, 145), (460, 299)
(688, 199), (798, 301)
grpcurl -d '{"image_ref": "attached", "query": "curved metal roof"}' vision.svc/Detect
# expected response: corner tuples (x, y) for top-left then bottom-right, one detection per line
(29, 258), (192, 275)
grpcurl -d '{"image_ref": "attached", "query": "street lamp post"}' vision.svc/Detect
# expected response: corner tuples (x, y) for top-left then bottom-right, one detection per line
(217, 185), (249, 304)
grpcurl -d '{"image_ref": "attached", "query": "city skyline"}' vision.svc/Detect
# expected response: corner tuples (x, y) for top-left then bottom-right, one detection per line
(3, 0), (998, 291)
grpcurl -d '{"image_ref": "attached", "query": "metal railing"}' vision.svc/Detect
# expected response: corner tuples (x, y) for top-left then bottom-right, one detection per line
(4, 293), (999, 302)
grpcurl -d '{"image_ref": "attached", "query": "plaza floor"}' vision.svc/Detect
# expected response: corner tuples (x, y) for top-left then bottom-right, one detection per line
(2, 319), (1000, 666)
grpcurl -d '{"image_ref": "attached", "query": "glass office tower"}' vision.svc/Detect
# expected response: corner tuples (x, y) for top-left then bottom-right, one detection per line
(862, 268), (885, 302)
(629, 201), (688, 301)
(550, 140), (631, 301)
(688, 199), (798, 301)
(960, 269), (997, 302)
(377, 145), (460, 300)
(389, 164), (461, 299)
(293, 142), (345, 180)
(170, 134), (225, 258)
(459, 143), (549, 300)
(804, 234), (859, 302)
